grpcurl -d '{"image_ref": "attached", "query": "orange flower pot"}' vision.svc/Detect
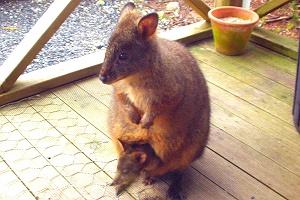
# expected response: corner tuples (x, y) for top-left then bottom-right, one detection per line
(208, 6), (259, 55)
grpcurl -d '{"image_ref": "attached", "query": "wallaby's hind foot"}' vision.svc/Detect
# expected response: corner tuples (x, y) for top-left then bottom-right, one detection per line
(167, 171), (185, 200)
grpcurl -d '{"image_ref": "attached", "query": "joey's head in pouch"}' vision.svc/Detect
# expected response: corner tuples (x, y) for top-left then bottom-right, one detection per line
(110, 139), (149, 195)
(99, 2), (159, 84)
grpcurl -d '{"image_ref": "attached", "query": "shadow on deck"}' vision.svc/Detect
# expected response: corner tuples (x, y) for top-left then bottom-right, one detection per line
(0, 37), (299, 199)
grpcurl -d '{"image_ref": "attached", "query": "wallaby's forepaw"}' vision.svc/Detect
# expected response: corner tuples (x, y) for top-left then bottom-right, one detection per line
(128, 111), (141, 125)
(140, 115), (154, 129)
(143, 177), (156, 185)
(141, 120), (154, 129)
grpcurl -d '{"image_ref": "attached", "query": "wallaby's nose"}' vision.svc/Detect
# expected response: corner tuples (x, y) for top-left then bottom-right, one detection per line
(99, 75), (108, 83)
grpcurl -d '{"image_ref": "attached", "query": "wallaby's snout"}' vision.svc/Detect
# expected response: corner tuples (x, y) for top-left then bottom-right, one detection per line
(99, 62), (117, 84)
(99, 72), (109, 84)
(99, 63), (108, 83)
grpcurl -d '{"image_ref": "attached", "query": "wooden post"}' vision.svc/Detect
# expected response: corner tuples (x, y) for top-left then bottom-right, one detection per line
(215, 0), (243, 7)
(0, 0), (82, 94)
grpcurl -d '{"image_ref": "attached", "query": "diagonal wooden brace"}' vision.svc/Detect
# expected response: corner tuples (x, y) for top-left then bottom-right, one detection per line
(0, 0), (82, 94)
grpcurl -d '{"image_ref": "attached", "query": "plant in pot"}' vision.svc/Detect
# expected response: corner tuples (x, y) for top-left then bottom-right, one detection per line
(208, 6), (260, 56)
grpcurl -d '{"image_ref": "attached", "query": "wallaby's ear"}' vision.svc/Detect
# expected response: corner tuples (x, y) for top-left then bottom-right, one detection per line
(120, 2), (136, 16)
(133, 152), (147, 164)
(137, 13), (159, 38)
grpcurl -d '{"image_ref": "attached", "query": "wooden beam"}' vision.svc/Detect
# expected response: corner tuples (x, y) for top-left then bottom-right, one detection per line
(0, 51), (104, 107)
(0, 0), (82, 94)
(159, 21), (212, 44)
(251, 26), (298, 60)
(254, 0), (292, 18)
(183, 0), (211, 21)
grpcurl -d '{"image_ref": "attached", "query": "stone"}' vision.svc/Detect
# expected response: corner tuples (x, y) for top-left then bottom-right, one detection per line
(97, 0), (105, 6)
(166, 2), (179, 12)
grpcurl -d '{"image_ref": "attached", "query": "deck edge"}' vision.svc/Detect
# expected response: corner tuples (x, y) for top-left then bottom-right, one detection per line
(0, 52), (103, 107)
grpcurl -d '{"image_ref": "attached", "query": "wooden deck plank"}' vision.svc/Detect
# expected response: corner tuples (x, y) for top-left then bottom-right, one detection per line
(200, 62), (293, 125)
(51, 82), (110, 136)
(209, 82), (300, 151)
(190, 42), (296, 106)
(197, 39), (296, 80)
(0, 114), (82, 199)
(208, 124), (300, 199)
(192, 148), (286, 199)
(0, 158), (35, 200)
(23, 93), (134, 200)
(159, 21), (212, 44)
(76, 76), (113, 107)
(180, 163), (235, 199)
(0, 100), (133, 200)
(26, 92), (114, 168)
(211, 102), (300, 173)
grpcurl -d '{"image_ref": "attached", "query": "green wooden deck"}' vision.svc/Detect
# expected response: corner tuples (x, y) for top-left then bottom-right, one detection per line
(0, 38), (299, 199)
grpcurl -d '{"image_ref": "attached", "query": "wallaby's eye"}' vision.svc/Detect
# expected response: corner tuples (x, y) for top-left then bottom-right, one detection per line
(122, 169), (129, 174)
(119, 53), (128, 60)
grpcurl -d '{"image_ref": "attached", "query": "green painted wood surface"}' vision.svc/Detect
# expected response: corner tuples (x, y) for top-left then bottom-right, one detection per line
(189, 40), (296, 105)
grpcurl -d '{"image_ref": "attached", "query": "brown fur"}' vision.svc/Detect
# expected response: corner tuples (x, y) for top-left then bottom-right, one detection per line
(100, 2), (210, 179)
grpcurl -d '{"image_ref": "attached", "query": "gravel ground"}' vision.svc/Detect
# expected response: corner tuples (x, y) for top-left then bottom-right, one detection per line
(0, 0), (126, 73)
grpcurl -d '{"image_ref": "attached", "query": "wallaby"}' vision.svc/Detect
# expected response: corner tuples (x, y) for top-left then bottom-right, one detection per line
(99, 2), (210, 198)
(110, 139), (162, 195)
